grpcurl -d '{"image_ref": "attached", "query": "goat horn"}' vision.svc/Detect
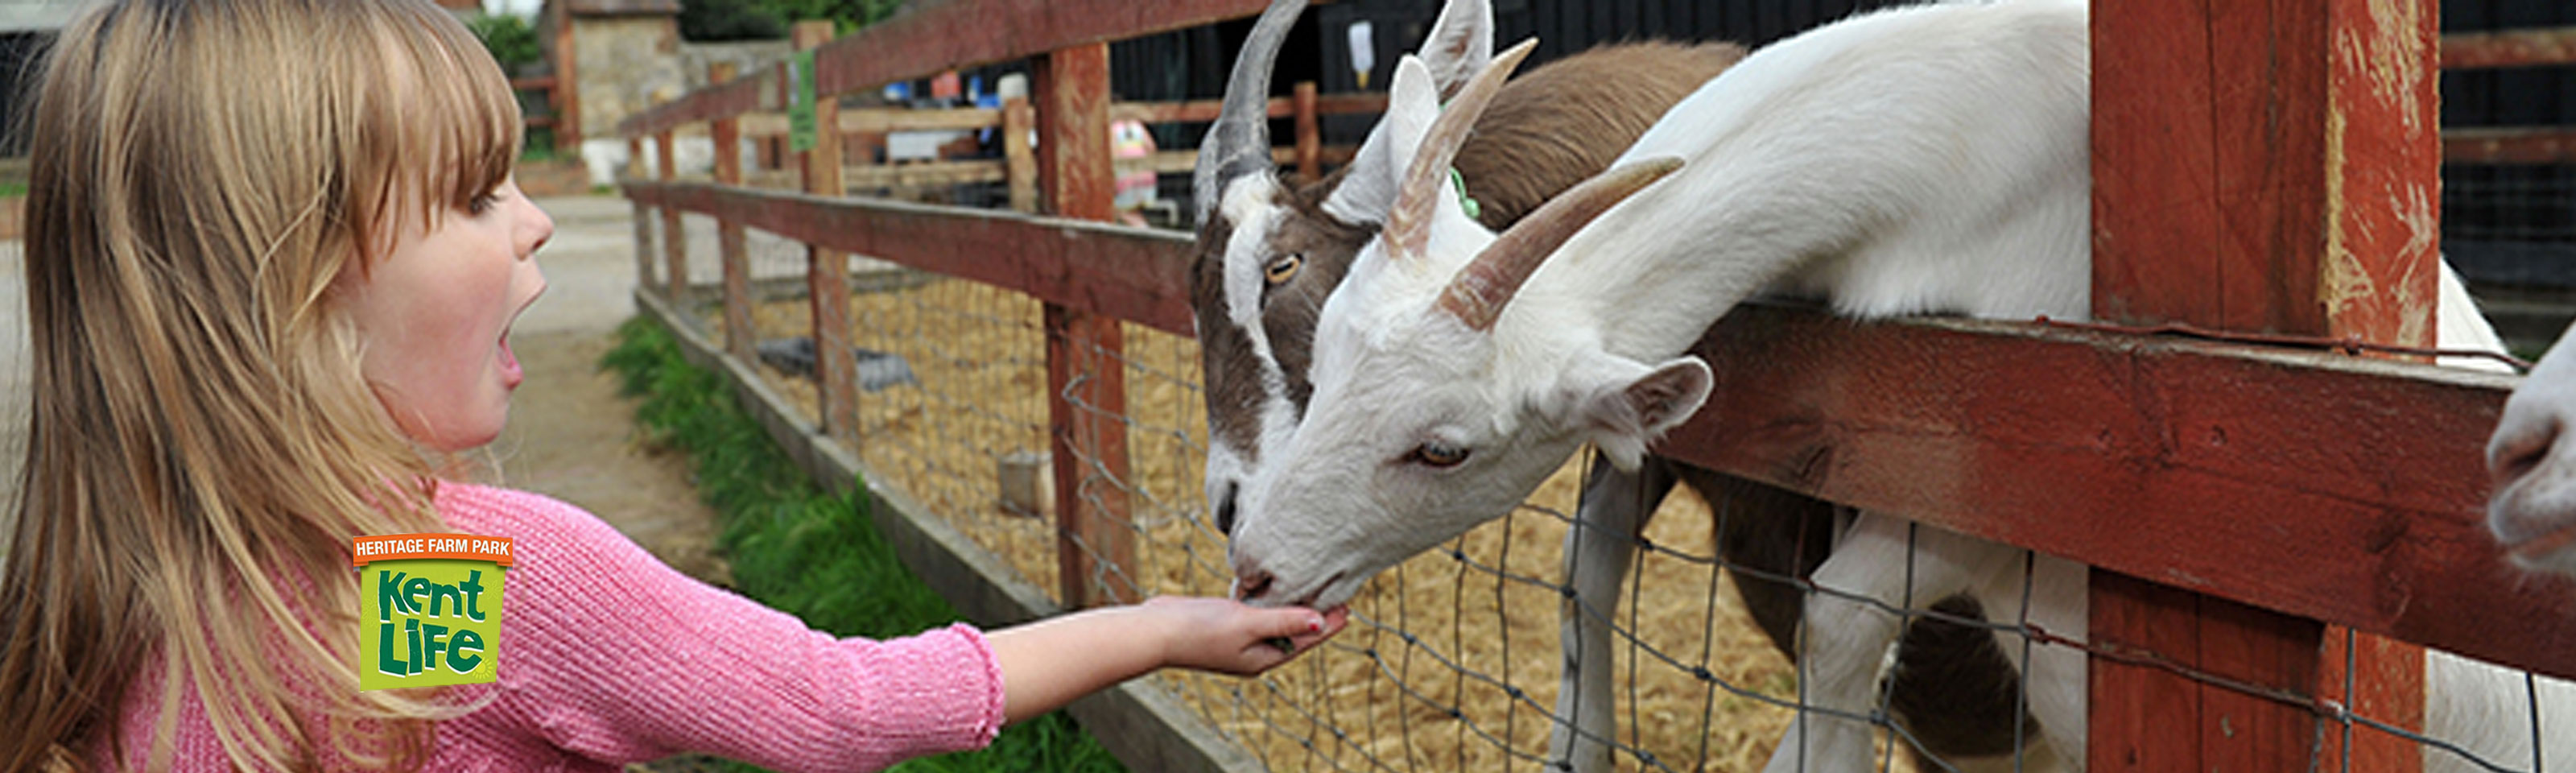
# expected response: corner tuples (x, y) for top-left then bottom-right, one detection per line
(1438, 156), (1683, 331)
(1193, 0), (1309, 225)
(1385, 38), (1536, 261)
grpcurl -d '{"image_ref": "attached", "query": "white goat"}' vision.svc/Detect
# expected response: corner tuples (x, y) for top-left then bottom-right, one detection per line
(2488, 319), (2576, 577)
(1188, 2), (2021, 770)
(1224, 1), (2573, 770)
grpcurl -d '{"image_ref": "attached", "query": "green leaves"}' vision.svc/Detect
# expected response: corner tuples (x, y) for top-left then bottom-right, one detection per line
(465, 13), (543, 74)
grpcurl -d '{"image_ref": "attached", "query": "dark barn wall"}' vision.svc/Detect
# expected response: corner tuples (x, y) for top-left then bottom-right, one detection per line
(1305, 0), (1912, 143)
(2440, 0), (2576, 291)
(1132, 0), (1915, 215)
(1134, 0), (2576, 288)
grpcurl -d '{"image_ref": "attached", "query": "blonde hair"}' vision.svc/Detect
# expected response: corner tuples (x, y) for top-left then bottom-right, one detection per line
(0, 0), (523, 770)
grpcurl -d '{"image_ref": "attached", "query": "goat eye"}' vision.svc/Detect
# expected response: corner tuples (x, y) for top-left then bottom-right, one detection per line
(1264, 254), (1303, 285)
(1411, 441), (1470, 468)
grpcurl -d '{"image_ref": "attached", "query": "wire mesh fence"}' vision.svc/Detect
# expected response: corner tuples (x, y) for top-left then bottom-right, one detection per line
(624, 186), (2576, 771)
(2446, 164), (2576, 292)
(609, 13), (2575, 765)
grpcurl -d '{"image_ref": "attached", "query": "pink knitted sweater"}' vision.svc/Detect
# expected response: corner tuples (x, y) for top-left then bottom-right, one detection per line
(101, 483), (1006, 772)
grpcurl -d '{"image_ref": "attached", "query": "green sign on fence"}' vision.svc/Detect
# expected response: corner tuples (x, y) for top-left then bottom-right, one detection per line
(788, 49), (819, 153)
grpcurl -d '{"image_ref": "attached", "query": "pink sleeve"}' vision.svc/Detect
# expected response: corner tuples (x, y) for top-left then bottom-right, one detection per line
(449, 486), (1005, 772)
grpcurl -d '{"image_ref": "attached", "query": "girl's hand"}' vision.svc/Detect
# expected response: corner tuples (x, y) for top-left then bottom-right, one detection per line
(989, 596), (1350, 723)
(1141, 596), (1349, 676)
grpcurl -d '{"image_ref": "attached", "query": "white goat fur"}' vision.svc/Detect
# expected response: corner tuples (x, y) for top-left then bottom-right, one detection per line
(1225, 1), (2573, 770)
(2487, 318), (2576, 577)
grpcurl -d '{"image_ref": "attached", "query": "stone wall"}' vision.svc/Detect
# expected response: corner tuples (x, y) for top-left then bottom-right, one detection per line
(567, 18), (791, 185)
(572, 14), (687, 144)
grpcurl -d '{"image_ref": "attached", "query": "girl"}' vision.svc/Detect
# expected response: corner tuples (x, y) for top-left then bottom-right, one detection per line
(0, 1), (1345, 771)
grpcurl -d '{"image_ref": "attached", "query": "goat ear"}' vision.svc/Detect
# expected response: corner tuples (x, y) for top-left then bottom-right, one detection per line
(1418, 0), (1495, 101)
(1323, 55), (1442, 227)
(1580, 357), (1714, 472)
(1320, 124), (1397, 226)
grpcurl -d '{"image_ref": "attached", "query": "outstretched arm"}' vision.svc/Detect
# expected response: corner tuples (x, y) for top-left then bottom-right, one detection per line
(988, 597), (1349, 724)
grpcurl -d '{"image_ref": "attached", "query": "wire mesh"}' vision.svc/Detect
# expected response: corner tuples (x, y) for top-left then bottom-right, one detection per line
(2444, 164), (2576, 293)
(625, 110), (2564, 773)
(644, 201), (2576, 770)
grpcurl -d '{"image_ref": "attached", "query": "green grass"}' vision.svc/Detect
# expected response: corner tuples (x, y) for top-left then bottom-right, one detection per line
(0, 181), (27, 199)
(601, 316), (1126, 773)
(520, 128), (562, 165)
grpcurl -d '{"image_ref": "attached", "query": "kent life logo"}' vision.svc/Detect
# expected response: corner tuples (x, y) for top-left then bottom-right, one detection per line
(354, 533), (512, 690)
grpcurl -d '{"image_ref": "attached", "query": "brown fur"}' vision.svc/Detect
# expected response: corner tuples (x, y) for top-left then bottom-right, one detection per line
(1185, 178), (1370, 464)
(1187, 214), (1270, 467)
(1455, 41), (1749, 228)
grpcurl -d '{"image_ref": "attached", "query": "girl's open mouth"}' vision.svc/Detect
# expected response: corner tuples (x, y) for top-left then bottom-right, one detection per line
(498, 333), (522, 386)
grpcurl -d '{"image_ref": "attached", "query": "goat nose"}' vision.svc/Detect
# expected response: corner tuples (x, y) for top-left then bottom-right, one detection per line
(2492, 415), (2562, 489)
(1235, 569), (1276, 603)
(1214, 482), (1241, 536)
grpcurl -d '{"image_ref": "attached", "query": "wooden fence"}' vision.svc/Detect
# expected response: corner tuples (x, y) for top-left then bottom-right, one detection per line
(2442, 25), (2576, 165)
(617, 2), (2574, 771)
(678, 81), (1380, 202)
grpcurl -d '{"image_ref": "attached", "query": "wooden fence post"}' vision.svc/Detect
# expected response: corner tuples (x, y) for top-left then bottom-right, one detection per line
(710, 61), (755, 365)
(2088, 0), (2438, 769)
(792, 20), (861, 450)
(1035, 42), (1137, 609)
(1293, 81), (1319, 180)
(1003, 96), (1038, 213)
(628, 134), (653, 290)
(656, 123), (684, 301)
(549, 0), (580, 152)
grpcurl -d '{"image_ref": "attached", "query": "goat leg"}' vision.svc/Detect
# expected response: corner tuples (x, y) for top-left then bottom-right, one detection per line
(1547, 454), (1674, 773)
(1760, 511), (2031, 773)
